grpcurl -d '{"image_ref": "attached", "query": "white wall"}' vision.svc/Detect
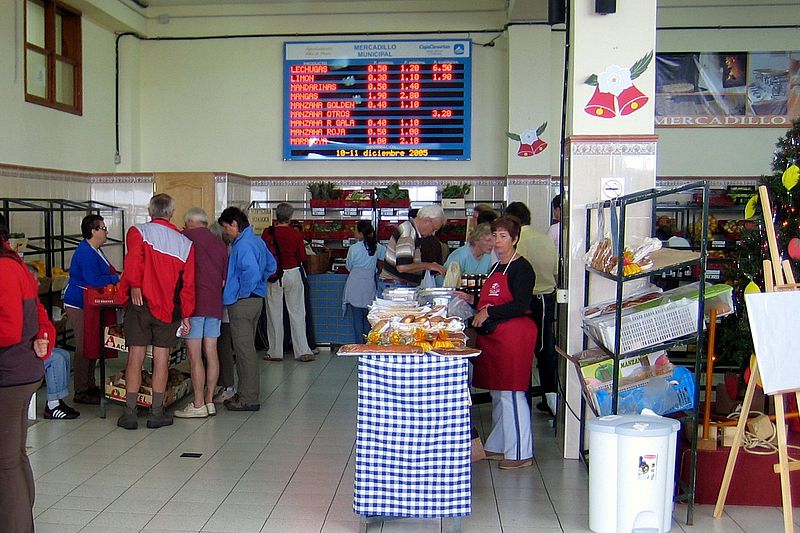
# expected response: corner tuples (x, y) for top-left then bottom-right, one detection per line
(127, 31), (509, 176)
(0, 0), (118, 173)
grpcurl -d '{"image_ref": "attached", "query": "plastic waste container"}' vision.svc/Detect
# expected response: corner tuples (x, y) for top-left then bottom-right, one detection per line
(587, 413), (680, 533)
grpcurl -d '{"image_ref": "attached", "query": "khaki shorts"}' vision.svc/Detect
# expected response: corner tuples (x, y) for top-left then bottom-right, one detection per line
(123, 301), (180, 348)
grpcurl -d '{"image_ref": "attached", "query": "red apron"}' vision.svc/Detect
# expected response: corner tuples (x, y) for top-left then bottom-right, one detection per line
(82, 262), (119, 360)
(473, 261), (538, 391)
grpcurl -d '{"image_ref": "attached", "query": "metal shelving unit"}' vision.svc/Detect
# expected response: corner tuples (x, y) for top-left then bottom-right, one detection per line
(578, 182), (708, 525)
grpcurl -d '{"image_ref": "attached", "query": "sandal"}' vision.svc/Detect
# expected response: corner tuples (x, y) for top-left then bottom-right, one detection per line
(296, 354), (316, 362)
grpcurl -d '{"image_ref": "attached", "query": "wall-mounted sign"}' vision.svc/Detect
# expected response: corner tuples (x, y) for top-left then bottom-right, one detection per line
(284, 40), (472, 160)
(655, 51), (800, 128)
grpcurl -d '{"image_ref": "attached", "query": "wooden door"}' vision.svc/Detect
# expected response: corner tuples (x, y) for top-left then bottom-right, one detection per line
(153, 172), (215, 227)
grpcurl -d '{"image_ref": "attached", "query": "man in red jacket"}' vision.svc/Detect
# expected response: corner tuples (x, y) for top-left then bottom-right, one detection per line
(117, 194), (196, 430)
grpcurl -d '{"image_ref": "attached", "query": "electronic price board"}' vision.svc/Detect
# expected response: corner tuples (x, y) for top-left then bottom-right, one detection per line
(284, 40), (471, 161)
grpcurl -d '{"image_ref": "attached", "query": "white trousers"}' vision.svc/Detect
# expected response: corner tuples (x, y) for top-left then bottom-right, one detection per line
(484, 390), (533, 461)
(267, 267), (312, 359)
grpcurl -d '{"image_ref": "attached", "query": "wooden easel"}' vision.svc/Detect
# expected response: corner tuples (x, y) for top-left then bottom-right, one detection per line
(714, 186), (800, 532)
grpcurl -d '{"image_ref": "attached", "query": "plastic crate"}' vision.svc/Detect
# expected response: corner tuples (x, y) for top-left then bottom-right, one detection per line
(586, 299), (699, 354)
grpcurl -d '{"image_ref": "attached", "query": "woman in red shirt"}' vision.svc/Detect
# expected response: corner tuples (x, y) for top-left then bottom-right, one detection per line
(0, 213), (55, 532)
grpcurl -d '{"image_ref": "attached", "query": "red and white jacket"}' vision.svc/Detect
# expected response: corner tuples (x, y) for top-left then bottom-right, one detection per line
(119, 218), (196, 323)
(0, 248), (55, 387)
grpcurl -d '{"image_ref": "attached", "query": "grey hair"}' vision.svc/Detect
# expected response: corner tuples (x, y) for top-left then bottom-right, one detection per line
(208, 222), (225, 241)
(149, 194), (175, 220)
(275, 202), (294, 223)
(184, 207), (209, 225)
(468, 222), (492, 244)
(416, 204), (445, 222)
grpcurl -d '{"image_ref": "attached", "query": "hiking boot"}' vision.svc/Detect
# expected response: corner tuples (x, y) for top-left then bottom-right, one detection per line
(117, 408), (138, 430)
(146, 408), (174, 428)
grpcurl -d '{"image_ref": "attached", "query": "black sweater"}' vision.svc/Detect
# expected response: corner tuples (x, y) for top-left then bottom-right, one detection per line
(484, 257), (536, 321)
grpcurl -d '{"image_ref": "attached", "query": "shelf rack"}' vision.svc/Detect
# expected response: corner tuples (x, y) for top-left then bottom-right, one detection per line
(579, 181), (708, 525)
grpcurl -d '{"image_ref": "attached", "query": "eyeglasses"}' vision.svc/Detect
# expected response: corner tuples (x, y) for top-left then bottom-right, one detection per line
(95, 226), (108, 232)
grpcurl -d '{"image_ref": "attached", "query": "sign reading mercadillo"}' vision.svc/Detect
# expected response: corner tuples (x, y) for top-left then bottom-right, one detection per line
(655, 51), (800, 128)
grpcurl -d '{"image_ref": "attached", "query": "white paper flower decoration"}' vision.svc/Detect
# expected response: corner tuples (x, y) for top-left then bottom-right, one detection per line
(597, 65), (633, 96)
(520, 129), (538, 144)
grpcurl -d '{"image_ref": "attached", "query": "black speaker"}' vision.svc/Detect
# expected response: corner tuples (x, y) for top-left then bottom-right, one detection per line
(595, 0), (616, 14)
(548, 0), (566, 25)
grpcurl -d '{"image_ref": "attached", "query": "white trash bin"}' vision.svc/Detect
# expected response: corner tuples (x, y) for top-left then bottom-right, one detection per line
(587, 413), (680, 533)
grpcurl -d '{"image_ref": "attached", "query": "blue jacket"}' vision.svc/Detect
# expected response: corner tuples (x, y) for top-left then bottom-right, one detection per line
(222, 226), (276, 305)
(64, 240), (120, 309)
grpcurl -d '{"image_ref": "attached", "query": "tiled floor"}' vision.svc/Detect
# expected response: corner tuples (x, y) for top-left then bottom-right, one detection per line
(25, 349), (799, 532)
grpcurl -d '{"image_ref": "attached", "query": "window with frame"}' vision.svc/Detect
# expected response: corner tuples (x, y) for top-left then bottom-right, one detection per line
(25, 0), (82, 114)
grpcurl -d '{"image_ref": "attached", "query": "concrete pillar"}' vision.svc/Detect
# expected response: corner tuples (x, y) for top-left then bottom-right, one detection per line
(561, 0), (658, 459)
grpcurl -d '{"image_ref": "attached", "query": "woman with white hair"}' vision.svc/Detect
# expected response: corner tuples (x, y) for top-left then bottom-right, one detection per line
(378, 204), (446, 295)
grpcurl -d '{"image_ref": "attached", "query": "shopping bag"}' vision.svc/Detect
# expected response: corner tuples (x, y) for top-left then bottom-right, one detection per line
(420, 270), (436, 289)
(745, 291), (800, 395)
(470, 427), (486, 462)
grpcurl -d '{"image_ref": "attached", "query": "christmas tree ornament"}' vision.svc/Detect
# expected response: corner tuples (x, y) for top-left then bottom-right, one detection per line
(788, 237), (800, 260)
(782, 164), (800, 190)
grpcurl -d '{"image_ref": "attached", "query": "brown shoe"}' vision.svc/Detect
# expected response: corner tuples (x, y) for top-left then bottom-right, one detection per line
(296, 354), (316, 362)
(262, 355), (283, 361)
(485, 451), (504, 461)
(499, 459), (533, 470)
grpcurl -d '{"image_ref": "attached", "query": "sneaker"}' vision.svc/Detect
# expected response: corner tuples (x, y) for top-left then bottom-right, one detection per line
(206, 403), (216, 416)
(117, 409), (138, 430)
(174, 402), (208, 418)
(224, 394), (260, 412)
(213, 388), (236, 404)
(146, 409), (174, 429)
(44, 400), (80, 420)
(498, 459), (533, 470)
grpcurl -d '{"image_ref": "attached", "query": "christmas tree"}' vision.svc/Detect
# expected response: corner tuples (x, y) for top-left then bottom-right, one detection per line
(717, 117), (800, 369)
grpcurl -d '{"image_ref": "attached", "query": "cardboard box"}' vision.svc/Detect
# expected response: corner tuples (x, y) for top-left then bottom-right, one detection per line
(576, 349), (668, 382)
(104, 327), (154, 356)
(105, 374), (191, 408)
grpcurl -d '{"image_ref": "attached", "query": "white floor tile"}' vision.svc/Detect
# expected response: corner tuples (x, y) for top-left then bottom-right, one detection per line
(23, 350), (780, 533)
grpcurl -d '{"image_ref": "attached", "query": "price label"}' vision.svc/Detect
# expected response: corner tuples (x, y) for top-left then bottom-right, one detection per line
(311, 239), (325, 246)
(343, 208), (359, 217)
(712, 240), (726, 248)
(447, 240), (462, 247)
(706, 270), (721, 280)
(342, 239), (351, 247)
(311, 207), (326, 217)
(465, 208), (472, 217)
(381, 208), (395, 216)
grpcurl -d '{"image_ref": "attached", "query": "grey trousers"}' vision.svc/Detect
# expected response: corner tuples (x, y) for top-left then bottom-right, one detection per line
(217, 322), (235, 389)
(228, 297), (263, 405)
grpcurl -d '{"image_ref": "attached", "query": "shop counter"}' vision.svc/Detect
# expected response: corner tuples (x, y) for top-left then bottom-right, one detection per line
(349, 351), (474, 531)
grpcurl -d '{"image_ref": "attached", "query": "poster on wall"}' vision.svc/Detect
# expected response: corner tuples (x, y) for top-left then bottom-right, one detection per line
(655, 51), (800, 127)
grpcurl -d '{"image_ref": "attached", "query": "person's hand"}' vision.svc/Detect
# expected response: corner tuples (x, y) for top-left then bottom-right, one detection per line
(179, 318), (191, 336)
(34, 332), (49, 359)
(454, 291), (474, 304)
(472, 306), (490, 328)
(430, 263), (447, 275)
(131, 287), (143, 306)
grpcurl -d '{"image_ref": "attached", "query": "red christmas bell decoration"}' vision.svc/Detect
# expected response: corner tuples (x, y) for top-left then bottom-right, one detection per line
(584, 87), (616, 118)
(617, 84), (648, 115)
(517, 143), (534, 157)
(531, 139), (548, 155)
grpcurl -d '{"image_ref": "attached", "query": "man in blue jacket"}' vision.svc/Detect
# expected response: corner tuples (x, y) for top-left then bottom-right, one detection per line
(218, 207), (276, 411)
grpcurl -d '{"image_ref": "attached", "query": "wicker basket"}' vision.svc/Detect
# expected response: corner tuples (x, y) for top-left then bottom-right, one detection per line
(306, 250), (331, 274)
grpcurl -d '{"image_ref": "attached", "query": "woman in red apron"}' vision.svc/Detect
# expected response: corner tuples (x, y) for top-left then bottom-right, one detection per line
(471, 215), (538, 470)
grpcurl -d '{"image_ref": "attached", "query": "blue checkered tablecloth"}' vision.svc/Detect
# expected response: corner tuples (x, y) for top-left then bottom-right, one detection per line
(353, 354), (472, 518)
